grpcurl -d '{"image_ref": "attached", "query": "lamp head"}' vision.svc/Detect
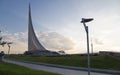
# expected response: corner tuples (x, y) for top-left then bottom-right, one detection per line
(81, 18), (93, 23)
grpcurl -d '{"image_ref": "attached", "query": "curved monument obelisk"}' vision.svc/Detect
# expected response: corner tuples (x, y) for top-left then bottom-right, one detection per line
(28, 4), (47, 51)
(26, 4), (59, 56)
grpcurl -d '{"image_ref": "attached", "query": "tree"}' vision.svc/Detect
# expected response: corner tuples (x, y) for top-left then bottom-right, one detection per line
(58, 50), (65, 54)
(0, 31), (6, 47)
(0, 31), (13, 54)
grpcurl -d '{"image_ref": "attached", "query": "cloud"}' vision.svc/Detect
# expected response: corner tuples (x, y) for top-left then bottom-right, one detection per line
(93, 38), (103, 45)
(0, 31), (27, 54)
(0, 31), (75, 54)
(37, 31), (75, 51)
(1, 32), (27, 43)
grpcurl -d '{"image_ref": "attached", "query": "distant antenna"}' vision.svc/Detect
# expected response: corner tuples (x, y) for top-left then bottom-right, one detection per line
(91, 38), (93, 55)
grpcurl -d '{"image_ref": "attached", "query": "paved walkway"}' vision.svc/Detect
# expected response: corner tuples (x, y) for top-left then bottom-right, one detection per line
(2, 58), (115, 75)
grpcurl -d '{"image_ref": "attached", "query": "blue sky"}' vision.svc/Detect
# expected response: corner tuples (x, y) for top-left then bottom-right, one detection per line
(0, 0), (120, 54)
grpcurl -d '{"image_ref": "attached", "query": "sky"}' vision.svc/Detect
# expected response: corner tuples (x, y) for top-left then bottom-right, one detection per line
(0, 0), (120, 54)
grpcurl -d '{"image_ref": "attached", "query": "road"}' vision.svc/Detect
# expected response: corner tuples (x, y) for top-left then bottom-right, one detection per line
(2, 58), (113, 75)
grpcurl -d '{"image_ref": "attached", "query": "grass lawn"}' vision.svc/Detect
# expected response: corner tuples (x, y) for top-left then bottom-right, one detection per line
(8, 55), (120, 71)
(0, 62), (60, 75)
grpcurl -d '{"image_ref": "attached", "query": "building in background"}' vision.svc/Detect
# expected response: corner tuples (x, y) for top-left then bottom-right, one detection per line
(99, 51), (120, 56)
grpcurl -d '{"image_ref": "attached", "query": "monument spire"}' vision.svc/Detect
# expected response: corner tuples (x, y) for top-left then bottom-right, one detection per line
(28, 4), (46, 51)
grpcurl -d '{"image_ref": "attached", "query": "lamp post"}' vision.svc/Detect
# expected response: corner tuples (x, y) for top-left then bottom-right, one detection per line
(7, 42), (12, 55)
(81, 18), (93, 75)
(8, 44), (10, 55)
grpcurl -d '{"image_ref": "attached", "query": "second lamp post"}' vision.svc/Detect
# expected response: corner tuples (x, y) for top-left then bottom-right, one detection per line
(81, 18), (93, 75)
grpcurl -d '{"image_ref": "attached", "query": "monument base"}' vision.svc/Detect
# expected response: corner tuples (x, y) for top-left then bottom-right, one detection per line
(24, 50), (60, 56)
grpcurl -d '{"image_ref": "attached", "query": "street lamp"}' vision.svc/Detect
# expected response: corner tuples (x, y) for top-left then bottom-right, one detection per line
(81, 18), (93, 75)
(7, 42), (12, 55)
